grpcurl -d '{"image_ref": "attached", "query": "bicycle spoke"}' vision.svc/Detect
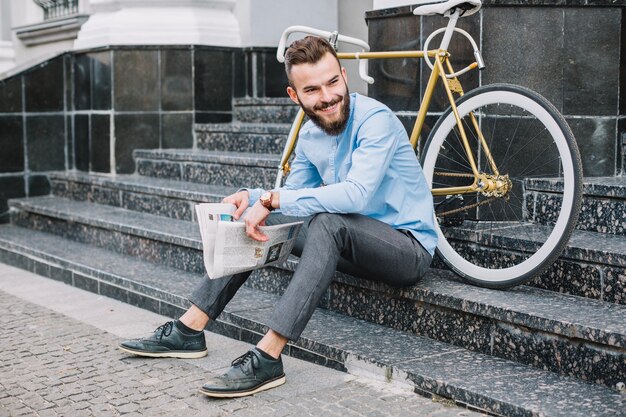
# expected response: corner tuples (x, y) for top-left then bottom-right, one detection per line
(516, 154), (562, 178)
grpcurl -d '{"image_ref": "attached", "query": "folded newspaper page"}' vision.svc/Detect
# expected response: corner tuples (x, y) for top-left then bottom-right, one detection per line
(195, 203), (303, 279)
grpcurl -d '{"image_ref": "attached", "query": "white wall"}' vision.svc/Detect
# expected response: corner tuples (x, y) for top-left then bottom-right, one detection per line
(235, 0), (338, 47)
(338, 0), (372, 94)
(9, 0), (71, 66)
(0, 0), (14, 72)
(1, 0), (12, 40)
(373, 0), (418, 9)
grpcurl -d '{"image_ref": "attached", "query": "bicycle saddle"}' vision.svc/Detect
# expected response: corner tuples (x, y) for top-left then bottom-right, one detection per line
(413, 0), (481, 17)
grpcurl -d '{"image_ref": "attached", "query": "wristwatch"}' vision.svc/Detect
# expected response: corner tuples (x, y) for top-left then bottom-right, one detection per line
(260, 191), (275, 211)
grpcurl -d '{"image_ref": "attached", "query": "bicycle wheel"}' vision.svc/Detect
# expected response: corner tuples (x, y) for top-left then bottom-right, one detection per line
(421, 83), (582, 288)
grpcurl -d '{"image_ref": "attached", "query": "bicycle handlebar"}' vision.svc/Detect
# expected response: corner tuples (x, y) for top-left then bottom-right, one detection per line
(276, 25), (375, 84)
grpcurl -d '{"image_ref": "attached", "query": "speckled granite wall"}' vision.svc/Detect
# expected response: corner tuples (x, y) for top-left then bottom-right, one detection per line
(0, 46), (288, 222)
(365, 2), (626, 177)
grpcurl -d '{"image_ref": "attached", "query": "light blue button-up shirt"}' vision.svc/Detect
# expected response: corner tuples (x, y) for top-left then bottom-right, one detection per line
(247, 93), (437, 256)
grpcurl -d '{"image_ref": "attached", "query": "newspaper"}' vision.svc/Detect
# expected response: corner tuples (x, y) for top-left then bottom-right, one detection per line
(195, 203), (303, 279)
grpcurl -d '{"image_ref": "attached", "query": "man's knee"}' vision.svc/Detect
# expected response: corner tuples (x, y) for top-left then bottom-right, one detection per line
(308, 212), (349, 235)
(308, 212), (345, 228)
(306, 213), (351, 245)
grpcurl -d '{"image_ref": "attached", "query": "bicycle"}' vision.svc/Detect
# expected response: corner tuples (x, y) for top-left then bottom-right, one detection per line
(273, 0), (583, 289)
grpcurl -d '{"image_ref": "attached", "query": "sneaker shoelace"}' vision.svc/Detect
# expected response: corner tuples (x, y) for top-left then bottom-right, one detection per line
(154, 321), (174, 341)
(230, 351), (259, 376)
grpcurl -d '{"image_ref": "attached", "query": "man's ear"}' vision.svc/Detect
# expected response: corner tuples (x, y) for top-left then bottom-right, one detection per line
(341, 66), (347, 82)
(286, 86), (299, 105)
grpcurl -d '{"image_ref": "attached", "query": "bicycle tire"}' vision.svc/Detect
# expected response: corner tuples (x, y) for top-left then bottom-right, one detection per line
(421, 83), (583, 288)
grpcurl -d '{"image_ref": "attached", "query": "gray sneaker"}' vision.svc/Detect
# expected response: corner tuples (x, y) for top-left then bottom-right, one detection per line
(199, 348), (285, 398)
(119, 321), (207, 359)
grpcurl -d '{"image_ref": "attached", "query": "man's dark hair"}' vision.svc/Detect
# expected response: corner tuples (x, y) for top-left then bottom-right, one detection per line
(284, 36), (341, 86)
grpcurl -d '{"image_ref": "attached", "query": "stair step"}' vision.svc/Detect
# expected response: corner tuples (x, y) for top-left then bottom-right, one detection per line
(440, 222), (626, 304)
(48, 171), (237, 222)
(527, 176), (626, 235)
(134, 149), (280, 189)
(9, 195), (204, 274)
(232, 97), (299, 124)
(195, 122), (291, 154)
(0, 225), (623, 417)
(7, 195), (626, 388)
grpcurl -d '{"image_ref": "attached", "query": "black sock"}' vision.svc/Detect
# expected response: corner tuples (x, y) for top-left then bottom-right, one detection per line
(255, 347), (279, 360)
(175, 320), (202, 335)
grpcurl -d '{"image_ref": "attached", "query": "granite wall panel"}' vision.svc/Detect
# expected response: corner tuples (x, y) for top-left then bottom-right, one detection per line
(619, 117), (625, 175)
(90, 114), (110, 172)
(73, 54), (90, 111)
(64, 55), (72, 112)
(114, 50), (159, 111)
(567, 117), (616, 177)
(481, 7), (564, 113)
(114, 114), (160, 174)
(0, 116), (24, 172)
(66, 115), (74, 171)
(91, 51), (112, 111)
(256, 50), (289, 98)
(74, 51), (112, 111)
(24, 57), (64, 113)
(26, 115), (66, 172)
(563, 8), (620, 116)
(0, 76), (22, 113)
(194, 48), (233, 112)
(74, 114), (89, 171)
(161, 49), (193, 111)
(27, 175), (51, 197)
(161, 113), (193, 149)
(368, 13), (422, 112)
(233, 49), (246, 98)
(0, 176), (24, 216)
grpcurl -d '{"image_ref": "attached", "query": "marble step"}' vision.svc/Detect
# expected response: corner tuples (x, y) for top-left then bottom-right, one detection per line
(44, 172), (626, 305)
(526, 176), (626, 236)
(440, 222), (626, 305)
(233, 97), (299, 124)
(195, 122), (291, 154)
(134, 149), (280, 190)
(0, 225), (623, 417)
(7, 196), (626, 389)
(48, 171), (238, 222)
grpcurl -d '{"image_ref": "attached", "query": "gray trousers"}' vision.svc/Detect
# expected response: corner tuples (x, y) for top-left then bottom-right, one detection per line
(189, 212), (432, 341)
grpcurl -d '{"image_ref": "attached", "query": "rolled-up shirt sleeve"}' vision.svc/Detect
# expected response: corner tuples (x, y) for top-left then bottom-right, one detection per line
(280, 111), (398, 217)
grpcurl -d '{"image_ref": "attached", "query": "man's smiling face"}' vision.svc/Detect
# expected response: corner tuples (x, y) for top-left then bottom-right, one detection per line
(287, 52), (350, 136)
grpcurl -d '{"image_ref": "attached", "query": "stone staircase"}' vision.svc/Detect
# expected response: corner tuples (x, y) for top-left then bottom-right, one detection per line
(0, 97), (624, 416)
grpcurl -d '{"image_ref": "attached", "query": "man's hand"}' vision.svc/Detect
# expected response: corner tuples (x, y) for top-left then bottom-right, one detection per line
(244, 201), (271, 242)
(222, 190), (250, 220)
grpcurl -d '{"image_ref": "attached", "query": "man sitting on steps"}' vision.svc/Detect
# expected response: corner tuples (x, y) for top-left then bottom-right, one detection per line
(119, 35), (437, 398)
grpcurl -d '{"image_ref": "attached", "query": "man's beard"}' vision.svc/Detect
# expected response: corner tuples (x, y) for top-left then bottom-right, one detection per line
(298, 89), (351, 136)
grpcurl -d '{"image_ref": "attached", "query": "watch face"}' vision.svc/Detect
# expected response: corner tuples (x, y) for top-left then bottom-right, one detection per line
(261, 192), (272, 207)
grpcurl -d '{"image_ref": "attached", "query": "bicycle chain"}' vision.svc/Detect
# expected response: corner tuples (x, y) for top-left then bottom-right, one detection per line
(438, 197), (498, 217)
